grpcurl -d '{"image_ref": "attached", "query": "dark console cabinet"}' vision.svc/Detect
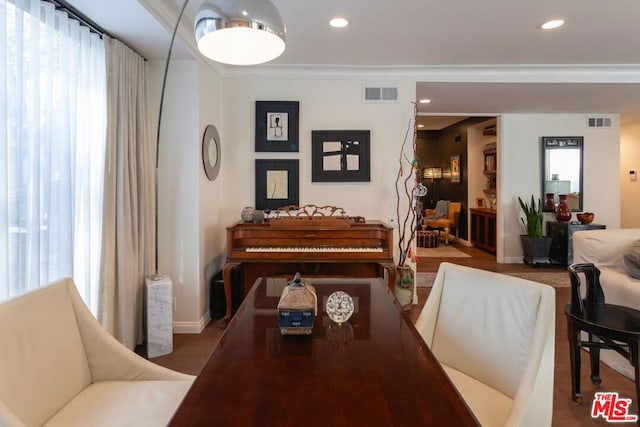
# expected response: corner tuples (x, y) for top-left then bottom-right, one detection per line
(470, 208), (496, 254)
(546, 221), (606, 266)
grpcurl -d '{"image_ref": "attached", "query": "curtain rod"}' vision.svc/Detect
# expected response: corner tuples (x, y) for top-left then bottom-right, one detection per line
(45, 0), (147, 60)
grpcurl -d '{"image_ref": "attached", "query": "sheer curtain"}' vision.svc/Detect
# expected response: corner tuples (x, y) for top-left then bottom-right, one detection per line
(0, 0), (107, 312)
(100, 36), (155, 349)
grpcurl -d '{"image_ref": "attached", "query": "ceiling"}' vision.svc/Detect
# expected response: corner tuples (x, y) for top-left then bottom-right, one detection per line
(64, 0), (640, 126)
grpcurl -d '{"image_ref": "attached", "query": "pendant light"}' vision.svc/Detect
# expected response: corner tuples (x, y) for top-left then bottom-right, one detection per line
(194, 0), (286, 65)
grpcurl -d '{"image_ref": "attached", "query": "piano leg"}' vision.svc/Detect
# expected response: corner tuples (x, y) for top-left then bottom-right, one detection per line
(223, 262), (241, 323)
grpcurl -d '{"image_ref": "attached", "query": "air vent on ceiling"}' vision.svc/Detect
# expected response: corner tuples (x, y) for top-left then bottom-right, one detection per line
(587, 117), (612, 128)
(364, 87), (398, 102)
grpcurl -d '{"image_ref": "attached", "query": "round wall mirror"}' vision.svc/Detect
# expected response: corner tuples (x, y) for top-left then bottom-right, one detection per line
(202, 124), (221, 181)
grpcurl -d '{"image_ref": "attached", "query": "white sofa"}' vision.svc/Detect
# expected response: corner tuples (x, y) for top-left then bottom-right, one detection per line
(0, 278), (194, 427)
(415, 262), (556, 426)
(573, 228), (640, 379)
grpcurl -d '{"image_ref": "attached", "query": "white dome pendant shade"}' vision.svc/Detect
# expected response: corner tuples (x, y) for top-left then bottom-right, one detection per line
(194, 0), (286, 65)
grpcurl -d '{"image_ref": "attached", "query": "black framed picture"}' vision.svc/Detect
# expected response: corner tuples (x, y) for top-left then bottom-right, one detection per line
(311, 130), (370, 182)
(255, 101), (299, 152)
(255, 159), (299, 210)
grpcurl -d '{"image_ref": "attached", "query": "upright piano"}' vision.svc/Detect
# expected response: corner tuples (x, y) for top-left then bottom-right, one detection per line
(222, 216), (395, 321)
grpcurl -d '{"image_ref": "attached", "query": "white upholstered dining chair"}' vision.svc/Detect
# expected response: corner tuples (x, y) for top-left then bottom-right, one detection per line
(415, 263), (555, 426)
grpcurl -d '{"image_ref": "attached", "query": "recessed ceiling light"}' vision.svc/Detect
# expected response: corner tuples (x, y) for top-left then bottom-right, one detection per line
(540, 19), (565, 30)
(329, 17), (349, 28)
(418, 98), (431, 104)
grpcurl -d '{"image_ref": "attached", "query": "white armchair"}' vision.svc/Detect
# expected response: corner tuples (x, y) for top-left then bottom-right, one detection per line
(415, 263), (555, 426)
(0, 278), (194, 427)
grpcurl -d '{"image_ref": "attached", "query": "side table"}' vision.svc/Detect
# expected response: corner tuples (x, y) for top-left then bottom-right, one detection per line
(547, 221), (606, 266)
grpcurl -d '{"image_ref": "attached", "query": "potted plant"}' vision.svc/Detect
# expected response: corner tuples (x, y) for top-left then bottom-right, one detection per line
(393, 102), (423, 309)
(518, 195), (552, 265)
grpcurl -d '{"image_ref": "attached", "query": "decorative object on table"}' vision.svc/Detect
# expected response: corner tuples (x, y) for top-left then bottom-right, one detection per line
(240, 206), (256, 222)
(253, 209), (265, 224)
(255, 159), (299, 210)
(325, 291), (355, 324)
(311, 130), (370, 182)
(544, 193), (556, 210)
(201, 124), (221, 181)
(277, 273), (317, 335)
(450, 155), (461, 183)
(255, 101), (299, 152)
(555, 194), (572, 222)
(476, 197), (485, 208)
(576, 212), (595, 224)
(518, 195), (552, 266)
(393, 102), (420, 310)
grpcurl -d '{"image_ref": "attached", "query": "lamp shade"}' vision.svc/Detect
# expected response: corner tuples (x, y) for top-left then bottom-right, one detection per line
(423, 167), (443, 179)
(194, 0), (286, 65)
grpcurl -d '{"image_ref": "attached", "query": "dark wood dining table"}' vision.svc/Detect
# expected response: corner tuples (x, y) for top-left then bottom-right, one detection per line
(170, 277), (479, 426)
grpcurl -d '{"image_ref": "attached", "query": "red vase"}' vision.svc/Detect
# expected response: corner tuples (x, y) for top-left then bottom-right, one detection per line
(544, 193), (556, 210)
(555, 194), (572, 221)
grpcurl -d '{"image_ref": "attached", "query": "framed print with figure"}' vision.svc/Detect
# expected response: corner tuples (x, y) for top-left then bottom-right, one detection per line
(255, 101), (299, 152)
(255, 159), (299, 211)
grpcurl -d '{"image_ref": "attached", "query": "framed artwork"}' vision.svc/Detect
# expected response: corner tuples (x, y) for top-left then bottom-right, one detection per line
(255, 159), (299, 210)
(311, 130), (370, 182)
(450, 155), (461, 183)
(255, 101), (299, 152)
(476, 197), (485, 208)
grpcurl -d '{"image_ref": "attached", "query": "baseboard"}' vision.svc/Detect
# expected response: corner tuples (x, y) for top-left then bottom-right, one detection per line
(456, 238), (472, 247)
(173, 311), (212, 334)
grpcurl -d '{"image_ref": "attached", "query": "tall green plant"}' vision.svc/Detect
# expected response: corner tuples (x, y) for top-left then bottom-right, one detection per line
(518, 195), (543, 238)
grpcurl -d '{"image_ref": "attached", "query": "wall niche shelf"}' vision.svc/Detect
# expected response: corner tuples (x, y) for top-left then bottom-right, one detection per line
(482, 142), (497, 201)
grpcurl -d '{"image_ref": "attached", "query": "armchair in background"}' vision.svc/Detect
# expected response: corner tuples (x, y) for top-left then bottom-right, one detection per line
(423, 201), (461, 245)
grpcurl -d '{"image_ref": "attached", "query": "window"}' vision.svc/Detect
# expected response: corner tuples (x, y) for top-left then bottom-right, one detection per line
(1, 0), (106, 312)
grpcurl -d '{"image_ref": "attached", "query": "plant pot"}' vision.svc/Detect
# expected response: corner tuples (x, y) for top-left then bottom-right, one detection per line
(520, 235), (552, 266)
(394, 266), (414, 311)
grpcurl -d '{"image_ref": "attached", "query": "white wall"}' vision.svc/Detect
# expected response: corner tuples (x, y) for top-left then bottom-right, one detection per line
(149, 65), (627, 329)
(500, 114), (621, 263)
(198, 61), (224, 326)
(148, 59), (225, 332)
(220, 76), (415, 240)
(621, 122), (640, 228)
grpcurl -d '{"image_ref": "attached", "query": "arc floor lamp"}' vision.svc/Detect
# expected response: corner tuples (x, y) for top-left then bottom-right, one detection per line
(147, 0), (286, 357)
(155, 0), (287, 272)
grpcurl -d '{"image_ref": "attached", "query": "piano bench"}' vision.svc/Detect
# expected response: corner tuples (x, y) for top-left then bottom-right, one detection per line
(418, 230), (439, 248)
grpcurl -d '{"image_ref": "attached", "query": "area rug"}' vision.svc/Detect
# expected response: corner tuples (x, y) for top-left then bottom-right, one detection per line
(416, 270), (570, 287)
(416, 245), (471, 258)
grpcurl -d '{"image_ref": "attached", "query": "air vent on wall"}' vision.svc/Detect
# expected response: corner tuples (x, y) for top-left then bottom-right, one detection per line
(587, 117), (612, 128)
(364, 87), (398, 102)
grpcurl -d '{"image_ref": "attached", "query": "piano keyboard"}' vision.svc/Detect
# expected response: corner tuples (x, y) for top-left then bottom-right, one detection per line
(246, 246), (384, 253)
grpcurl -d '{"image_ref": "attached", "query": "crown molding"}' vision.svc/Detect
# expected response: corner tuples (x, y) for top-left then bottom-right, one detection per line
(221, 63), (640, 82)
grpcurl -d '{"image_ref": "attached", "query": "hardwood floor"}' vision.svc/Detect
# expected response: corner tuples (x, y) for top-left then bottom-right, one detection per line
(148, 243), (637, 426)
